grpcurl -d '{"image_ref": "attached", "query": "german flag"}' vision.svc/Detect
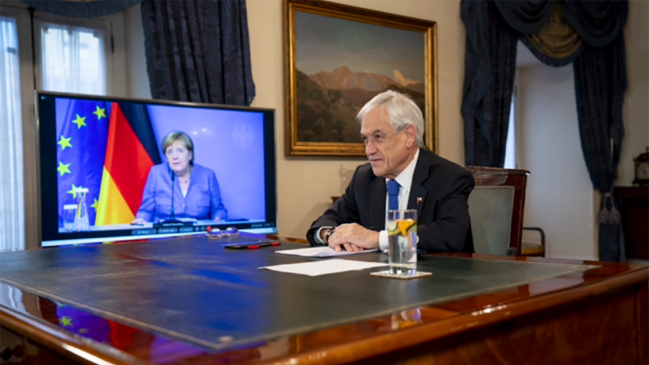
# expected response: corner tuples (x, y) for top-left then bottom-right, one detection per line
(95, 103), (161, 225)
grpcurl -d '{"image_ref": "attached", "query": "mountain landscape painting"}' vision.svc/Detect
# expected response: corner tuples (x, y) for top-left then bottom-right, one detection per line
(292, 9), (428, 146)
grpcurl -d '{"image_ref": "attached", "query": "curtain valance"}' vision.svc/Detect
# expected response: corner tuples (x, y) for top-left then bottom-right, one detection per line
(494, 0), (628, 65)
(19, 0), (143, 18)
(519, 2), (584, 67)
(494, 0), (558, 34)
(563, 0), (629, 48)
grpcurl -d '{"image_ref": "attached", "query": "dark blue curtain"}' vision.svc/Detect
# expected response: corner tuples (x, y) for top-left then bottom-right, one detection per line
(559, 0), (628, 262)
(141, 0), (255, 105)
(461, 0), (629, 261)
(461, 0), (518, 167)
(573, 38), (627, 261)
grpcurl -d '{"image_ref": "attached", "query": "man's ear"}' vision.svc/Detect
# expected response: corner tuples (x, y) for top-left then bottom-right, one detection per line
(403, 124), (417, 148)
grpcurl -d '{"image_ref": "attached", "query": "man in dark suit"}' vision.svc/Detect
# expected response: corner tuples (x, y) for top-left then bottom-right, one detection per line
(307, 90), (475, 253)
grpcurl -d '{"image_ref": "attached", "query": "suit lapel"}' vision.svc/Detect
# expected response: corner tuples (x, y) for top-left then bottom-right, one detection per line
(407, 149), (430, 223)
(369, 176), (386, 231)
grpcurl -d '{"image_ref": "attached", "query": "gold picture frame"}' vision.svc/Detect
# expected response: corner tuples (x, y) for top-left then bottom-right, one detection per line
(284, 0), (438, 157)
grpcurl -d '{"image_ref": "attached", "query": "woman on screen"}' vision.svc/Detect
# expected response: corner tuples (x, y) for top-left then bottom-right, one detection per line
(132, 131), (228, 224)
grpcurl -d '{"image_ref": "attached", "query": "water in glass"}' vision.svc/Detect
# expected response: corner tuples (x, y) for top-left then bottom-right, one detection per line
(74, 188), (90, 231)
(387, 209), (418, 276)
(63, 205), (77, 232)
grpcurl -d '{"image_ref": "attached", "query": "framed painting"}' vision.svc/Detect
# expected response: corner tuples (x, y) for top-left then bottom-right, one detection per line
(284, 0), (437, 157)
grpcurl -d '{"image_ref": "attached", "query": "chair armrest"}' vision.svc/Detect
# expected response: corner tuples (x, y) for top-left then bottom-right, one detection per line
(522, 227), (545, 249)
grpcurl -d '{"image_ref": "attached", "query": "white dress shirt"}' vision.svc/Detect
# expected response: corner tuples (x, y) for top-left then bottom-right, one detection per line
(378, 149), (419, 251)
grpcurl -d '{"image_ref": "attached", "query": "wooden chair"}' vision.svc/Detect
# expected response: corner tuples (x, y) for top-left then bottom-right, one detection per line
(467, 166), (529, 256)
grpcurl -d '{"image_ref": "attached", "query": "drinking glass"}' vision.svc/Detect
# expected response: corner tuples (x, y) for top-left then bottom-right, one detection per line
(387, 209), (418, 276)
(74, 188), (90, 231)
(63, 204), (77, 232)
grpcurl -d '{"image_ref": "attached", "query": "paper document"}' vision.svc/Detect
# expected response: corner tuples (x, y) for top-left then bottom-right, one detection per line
(260, 259), (388, 277)
(275, 246), (379, 258)
(177, 217), (197, 222)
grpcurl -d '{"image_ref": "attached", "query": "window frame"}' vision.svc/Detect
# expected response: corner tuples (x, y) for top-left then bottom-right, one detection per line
(33, 11), (113, 96)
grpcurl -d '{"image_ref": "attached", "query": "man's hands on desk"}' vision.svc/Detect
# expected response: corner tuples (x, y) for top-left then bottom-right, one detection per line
(323, 223), (380, 252)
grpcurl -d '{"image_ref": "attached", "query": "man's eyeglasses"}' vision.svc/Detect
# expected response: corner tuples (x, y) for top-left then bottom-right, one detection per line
(206, 226), (239, 239)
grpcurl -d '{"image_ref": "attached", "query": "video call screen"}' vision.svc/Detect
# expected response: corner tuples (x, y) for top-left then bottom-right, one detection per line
(37, 92), (277, 247)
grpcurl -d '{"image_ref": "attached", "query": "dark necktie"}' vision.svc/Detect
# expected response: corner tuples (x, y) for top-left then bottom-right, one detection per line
(387, 179), (400, 211)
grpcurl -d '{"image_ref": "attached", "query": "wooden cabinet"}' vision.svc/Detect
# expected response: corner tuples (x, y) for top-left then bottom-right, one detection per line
(615, 187), (649, 260)
(0, 326), (24, 364)
(23, 340), (77, 365)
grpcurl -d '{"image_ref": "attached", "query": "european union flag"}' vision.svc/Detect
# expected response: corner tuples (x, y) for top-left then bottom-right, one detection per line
(56, 98), (110, 227)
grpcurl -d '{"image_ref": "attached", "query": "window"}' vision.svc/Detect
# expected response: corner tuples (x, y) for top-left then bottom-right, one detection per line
(35, 14), (111, 95)
(0, 15), (25, 251)
(504, 90), (516, 169)
(0, 6), (115, 251)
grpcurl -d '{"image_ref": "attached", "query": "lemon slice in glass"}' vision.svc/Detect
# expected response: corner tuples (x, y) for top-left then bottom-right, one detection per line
(387, 220), (398, 235)
(396, 219), (416, 237)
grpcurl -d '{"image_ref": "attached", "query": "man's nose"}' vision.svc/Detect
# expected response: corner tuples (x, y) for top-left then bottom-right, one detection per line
(365, 141), (377, 155)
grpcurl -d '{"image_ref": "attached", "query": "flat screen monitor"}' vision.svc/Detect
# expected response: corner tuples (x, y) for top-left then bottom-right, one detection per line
(36, 91), (277, 247)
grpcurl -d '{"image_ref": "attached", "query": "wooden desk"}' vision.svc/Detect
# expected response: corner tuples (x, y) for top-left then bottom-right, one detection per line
(0, 236), (647, 365)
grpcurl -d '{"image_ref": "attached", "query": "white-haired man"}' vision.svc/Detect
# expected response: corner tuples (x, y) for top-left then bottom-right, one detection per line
(306, 90), (475, 253)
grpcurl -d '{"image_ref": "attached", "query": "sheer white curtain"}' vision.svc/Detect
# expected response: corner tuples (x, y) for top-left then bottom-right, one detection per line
(0, 16), (25, 251)
(39, 21), (107, 95)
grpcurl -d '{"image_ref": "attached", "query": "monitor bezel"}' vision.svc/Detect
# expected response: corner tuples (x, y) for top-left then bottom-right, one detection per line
(35, 90), (277, 248)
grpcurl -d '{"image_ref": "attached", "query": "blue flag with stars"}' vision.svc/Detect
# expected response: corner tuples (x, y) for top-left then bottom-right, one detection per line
(56, 98), (111, 227)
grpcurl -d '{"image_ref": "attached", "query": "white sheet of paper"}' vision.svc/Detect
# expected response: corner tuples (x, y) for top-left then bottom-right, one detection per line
(275, 246), (379, 258)
(260, 259), (388, 277)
